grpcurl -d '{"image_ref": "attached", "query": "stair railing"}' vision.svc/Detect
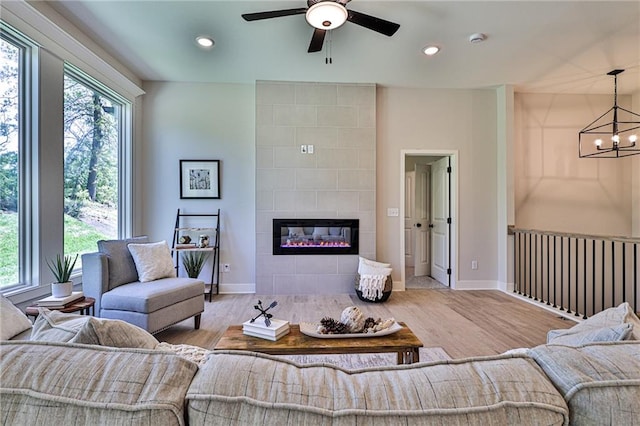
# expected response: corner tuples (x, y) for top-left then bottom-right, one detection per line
(511, 227), (638, 318)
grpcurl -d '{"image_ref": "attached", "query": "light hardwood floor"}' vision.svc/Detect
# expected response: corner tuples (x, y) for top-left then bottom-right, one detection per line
(155, 288), (576, 359)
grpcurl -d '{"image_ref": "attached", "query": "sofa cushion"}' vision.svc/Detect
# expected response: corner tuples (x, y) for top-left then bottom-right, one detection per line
(547, 302), (640, 342)
(0, 340), (197, 426)
(127, 240), (176, 282)
(0, 295), (32, 340)
(528, 341), (640, 425)
(97, 236), (148, 289)
(74, 317), (159, 349)
(30, 308), (90, 343)
(101, 277), (204, 313)
(187, 351), (569, 425)
(547, 323), (633, 346)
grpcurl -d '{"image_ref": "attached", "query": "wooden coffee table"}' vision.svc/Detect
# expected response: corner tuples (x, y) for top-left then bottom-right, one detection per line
(214, 322), (423, 364)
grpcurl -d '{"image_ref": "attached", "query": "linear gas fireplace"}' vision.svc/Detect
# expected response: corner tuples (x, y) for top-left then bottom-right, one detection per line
(273, 219), (359, 255)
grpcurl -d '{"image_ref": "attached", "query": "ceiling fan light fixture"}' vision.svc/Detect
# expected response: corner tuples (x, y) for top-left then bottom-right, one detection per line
(305, 2), (348, 30)
(195, 36), (215, 48)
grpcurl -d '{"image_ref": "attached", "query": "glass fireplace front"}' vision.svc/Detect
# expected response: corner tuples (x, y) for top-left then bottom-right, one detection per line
(273, 219), (359, 255)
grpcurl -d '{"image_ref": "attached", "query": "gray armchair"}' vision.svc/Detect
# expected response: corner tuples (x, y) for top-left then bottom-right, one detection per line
(81, 236), (204, 334)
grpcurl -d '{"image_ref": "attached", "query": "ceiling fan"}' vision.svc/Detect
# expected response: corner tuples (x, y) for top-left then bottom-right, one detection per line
(242, 0), (400, 53)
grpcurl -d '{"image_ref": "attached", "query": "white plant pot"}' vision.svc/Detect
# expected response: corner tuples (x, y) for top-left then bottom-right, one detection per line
(51, 281), (73, 298)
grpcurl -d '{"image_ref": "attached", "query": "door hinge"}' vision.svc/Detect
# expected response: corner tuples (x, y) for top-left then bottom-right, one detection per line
(447, 268), (452, 275)
(446, 217), (452, 224)
(446, 166), (452, 173)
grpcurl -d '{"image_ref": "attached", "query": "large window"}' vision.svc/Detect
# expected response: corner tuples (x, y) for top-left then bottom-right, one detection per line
(63, 70), (123, 267)
(0, 18), (134, 292)
(0, 29), (27, 289)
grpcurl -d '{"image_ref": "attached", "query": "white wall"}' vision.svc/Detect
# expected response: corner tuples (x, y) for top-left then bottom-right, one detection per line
(376, 87), (499, 287)
(140, 84), (501, 292)
(514, 93), (633, 237)
(633, 90), (640, 238)
(140, 82), (256, 293)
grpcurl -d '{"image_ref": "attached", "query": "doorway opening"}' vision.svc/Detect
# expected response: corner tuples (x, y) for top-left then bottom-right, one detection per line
(401, 151), (457, 290)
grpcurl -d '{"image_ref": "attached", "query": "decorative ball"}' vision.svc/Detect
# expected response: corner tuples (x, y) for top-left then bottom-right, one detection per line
(340, 306), (365, 333)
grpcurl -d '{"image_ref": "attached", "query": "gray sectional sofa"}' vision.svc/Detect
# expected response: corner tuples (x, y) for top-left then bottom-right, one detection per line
(1, 302), (639, 425)
(1, 338), (639, 425)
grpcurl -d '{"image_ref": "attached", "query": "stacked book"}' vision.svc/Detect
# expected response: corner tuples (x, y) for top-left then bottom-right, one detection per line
(242, 318), (290, 341)
(36, 291), (84, 309)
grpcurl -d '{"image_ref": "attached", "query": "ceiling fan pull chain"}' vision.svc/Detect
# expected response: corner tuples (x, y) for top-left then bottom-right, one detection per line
(327, 30), (333, 65)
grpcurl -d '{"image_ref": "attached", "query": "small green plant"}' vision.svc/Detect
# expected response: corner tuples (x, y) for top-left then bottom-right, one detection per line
(182, 251), (209, 278)
(47, 253), (79, 283)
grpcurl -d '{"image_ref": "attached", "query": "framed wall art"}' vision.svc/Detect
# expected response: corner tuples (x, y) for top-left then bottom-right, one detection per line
(180, 159), (220, 199)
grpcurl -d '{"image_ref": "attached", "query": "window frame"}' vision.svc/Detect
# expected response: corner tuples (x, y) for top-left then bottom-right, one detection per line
(63, 64), (133, 259)
(0, 23), (37, 291)
(0, 19), (136, 297)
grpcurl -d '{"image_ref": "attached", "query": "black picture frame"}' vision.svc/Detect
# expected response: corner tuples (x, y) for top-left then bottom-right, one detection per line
(180, 160), (220, 199)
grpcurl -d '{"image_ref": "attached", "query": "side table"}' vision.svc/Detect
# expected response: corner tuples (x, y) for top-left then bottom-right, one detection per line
(25, 297), (96, 321)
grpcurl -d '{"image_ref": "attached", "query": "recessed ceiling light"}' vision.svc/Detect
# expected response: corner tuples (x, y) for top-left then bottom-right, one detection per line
(195, 36), (215, 49)
(422, 45), (440, 56)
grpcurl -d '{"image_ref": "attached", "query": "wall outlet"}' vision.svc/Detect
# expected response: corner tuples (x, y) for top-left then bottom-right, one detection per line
(387, 208), (399, 217)
(222, 263), (230, 272)
(300, 145), (307, 154)
(471, 260), (478, 270)
(307, 144), (314, 154)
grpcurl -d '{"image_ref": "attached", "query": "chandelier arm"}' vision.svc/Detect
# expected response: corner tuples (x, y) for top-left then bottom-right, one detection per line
(578, 106), (615, 132)
(615, 106), (640, 119)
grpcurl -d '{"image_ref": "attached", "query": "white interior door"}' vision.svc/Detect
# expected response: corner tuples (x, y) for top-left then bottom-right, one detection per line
(414, 163), (430, 276)
(404, 171), (415, 268)
(431, 157), (450, 285)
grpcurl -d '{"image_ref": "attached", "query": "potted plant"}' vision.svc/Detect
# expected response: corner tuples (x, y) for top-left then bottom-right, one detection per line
(47, 253), (79, 297)
(182, 251), (209, 279)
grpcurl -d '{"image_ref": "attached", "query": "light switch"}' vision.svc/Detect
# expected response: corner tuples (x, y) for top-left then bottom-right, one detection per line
(307, 144), (314, 154)
(300, 145), (307, 154)
(387, 208), (399, 217)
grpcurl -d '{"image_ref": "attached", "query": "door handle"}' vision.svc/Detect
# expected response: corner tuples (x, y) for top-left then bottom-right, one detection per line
(428, 224), (434, 228)
(416, 223), (422, 228)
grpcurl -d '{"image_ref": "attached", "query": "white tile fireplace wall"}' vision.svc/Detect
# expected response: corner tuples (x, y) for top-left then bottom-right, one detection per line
(255, 81), (376, 294)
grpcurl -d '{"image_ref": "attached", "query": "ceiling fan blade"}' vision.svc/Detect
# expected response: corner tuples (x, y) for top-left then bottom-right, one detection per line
(242, 8), (307, 21)
(347, 9), (400, 37)
(308, 28), (326, 53)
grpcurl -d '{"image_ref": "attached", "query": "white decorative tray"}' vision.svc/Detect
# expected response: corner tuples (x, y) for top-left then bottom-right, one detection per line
(299, 321), (402, 339)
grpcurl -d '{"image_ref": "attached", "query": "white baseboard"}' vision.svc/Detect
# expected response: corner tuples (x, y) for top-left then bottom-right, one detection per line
(502, 290), (581, 323)
(219, 283), (256, 294)
(453, 280), (498, 290)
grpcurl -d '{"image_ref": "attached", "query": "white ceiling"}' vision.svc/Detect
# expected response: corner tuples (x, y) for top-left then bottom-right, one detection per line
(43, 0), (640, 94)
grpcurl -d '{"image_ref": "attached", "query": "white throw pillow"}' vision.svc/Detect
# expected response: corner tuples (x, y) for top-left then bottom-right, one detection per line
(75, 317), (159, 349)
(127, 240), (176, 283)
(358, 256), (392, 274)
(0, 294), (33, 340)
(358, 262), (392, 277)
(547, 323), (633, 346)
(30, 308), (90, 342)
(359, 256), (391, 269)
(547, 302), (640, 342)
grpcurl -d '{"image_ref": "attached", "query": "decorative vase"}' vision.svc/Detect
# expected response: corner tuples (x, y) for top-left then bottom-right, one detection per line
(51, 281), (73, 298)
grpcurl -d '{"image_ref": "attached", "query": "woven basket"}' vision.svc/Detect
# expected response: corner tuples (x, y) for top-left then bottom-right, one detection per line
(354, 273), (393, 303)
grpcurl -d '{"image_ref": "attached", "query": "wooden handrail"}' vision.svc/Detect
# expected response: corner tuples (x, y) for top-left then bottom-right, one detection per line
(509, 226), (640, 244)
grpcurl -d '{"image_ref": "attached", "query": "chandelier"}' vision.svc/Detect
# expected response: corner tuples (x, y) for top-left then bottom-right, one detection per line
(578, 69), (640, 158)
